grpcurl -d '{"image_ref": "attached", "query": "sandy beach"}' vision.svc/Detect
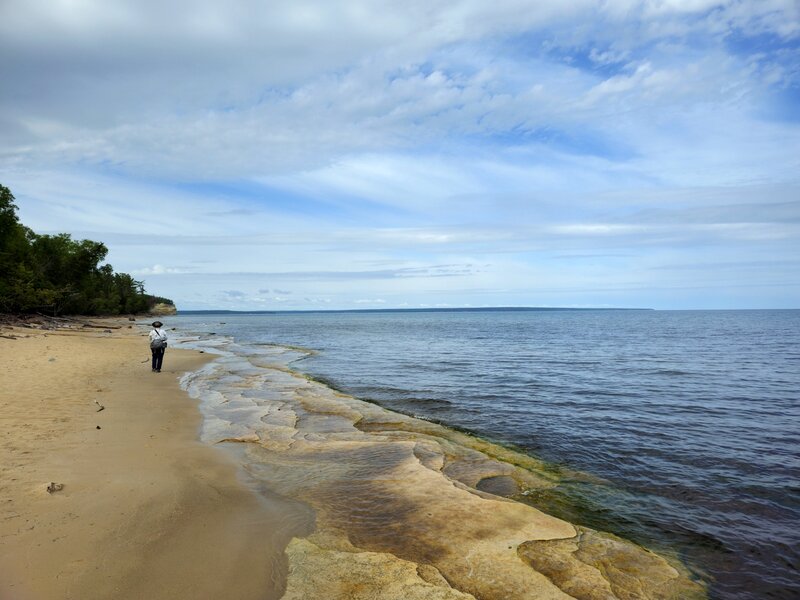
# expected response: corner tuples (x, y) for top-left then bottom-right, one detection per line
(0, 321), (295, 600)
(0, 320), (706, 600)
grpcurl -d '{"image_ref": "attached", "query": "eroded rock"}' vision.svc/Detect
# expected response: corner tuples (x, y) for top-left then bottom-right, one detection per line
(518, 528), (705, 600)
(184, 344), (707, 600)
(283, 537), (476, 600)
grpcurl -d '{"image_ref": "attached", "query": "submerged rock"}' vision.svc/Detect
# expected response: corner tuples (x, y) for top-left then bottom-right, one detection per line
(519, 528), (705, 600)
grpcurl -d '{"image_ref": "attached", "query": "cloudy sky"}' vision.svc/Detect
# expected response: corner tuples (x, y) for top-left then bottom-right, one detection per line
(1, 0), (798, 310)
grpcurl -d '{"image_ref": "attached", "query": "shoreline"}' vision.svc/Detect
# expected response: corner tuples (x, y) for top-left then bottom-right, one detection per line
(177, 330), (707, 599)
(0, 318), (707, 599)
(289, 358), (703, 573)
(0, 320), (303, 599)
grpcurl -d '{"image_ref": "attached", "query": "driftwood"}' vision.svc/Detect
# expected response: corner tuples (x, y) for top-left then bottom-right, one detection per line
(1, 313), (127, 333)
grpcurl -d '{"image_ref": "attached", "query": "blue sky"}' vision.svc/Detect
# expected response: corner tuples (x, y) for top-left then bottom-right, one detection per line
(1, 0), (798, 310)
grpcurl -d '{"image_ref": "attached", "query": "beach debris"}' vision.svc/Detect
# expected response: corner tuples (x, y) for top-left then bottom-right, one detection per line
(128, 316), (136, 321)
(94, 401), (105, 412)
(0, 334), (17, 340)
(46, 482), (64, 494)
(0, 314), (109, 332)
(96, 425), (101, 430)
(48, 357), (56, 362)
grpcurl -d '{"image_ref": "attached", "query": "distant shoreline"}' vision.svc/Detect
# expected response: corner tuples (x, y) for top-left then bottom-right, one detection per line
(177, 306), (655, 315)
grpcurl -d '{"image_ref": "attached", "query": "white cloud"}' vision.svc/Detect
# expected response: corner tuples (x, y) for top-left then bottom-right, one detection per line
(131, 264), (191, 275)
(1, 1), (798, 308)
(2, 0), (797, 180)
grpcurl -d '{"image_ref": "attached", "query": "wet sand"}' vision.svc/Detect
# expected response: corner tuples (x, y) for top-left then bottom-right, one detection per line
(0, 322), (305, 599)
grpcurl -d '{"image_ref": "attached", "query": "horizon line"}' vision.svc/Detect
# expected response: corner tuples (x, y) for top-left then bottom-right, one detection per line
(175, 306), (656, 314)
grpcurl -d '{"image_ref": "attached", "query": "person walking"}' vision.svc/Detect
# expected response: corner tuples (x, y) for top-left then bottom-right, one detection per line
(149, 321), (168, 373)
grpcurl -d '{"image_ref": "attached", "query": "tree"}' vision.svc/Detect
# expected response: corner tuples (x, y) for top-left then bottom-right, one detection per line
(0, 185), (36, 312)
(0, 183), (165, 315)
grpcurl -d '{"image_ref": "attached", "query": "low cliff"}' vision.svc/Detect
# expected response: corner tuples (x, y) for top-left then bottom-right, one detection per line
(149, 302), (177, 316)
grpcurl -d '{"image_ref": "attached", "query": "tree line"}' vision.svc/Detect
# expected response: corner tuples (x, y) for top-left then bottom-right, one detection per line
(0, 184), (172, 315)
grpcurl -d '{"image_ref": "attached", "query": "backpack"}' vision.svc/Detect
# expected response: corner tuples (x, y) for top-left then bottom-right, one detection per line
(150, 330), (167, 350)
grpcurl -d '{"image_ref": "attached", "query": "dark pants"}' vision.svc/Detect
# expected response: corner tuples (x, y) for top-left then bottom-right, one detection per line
(151, 347), (165, 371)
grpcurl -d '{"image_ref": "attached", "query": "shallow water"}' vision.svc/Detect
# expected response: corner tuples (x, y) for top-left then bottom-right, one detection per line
(171, 309), (800, 599)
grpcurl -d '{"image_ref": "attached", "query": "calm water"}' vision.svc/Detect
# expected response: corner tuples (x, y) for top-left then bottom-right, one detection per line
(171, 309), (800, 599)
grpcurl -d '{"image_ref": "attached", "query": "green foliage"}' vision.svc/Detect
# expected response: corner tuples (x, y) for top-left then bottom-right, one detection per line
(0, 183), (158, 316)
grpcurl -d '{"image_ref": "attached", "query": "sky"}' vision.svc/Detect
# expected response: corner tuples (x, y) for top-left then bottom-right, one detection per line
(1, 0), (799, 310)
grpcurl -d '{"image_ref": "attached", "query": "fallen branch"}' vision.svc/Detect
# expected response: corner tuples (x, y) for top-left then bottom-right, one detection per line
(36, 313), (79, 322)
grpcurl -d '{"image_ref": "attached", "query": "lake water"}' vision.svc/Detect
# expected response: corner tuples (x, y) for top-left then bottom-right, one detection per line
(170, 309), (800, 600)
